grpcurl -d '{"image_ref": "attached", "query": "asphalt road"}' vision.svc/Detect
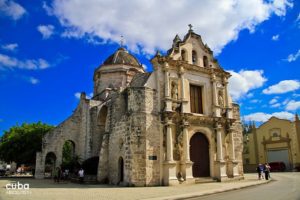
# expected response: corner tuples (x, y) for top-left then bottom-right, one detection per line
(189, 172), (300, 200)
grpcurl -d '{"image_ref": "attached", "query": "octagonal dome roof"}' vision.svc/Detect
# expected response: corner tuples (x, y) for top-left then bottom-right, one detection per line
(103, 47), (142, 68)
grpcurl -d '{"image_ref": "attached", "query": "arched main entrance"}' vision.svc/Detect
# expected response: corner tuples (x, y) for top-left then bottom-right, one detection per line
(190, 132), (210, 177)
(118, 157), (124, 183)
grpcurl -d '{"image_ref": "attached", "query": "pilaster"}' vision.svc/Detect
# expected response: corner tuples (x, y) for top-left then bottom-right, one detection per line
(215, 123), (227, 181)
(163, 63), (172, 112)
(182, 120), (193, 182)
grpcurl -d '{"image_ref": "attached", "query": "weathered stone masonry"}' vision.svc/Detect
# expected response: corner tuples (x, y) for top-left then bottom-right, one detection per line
(35, 28), (244, 186)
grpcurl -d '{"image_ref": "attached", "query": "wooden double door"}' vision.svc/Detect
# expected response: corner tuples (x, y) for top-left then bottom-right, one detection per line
(190, 133), (210, 177)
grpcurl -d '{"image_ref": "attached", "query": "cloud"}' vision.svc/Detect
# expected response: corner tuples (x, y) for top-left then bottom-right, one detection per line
(75, 92), (93, 99)
(285, 100), (300, 111)
(271, 34), (279, 41)
(28, 77), (39, 85)
(286, 49), (300, 62)
(0, 0), (26, 20)
(1, 43), (18, 51)
(228, 69), (267, 101)
(269, 97), (279, 104)
(244, 111), (294, 122)
(45, 0), (293, 54)
(0, 53), (50, 70)
(37, 25), (55, 39)
(271, 103), (281, 108)
(263, 80), (300, 94)
(250, 99), (261, 103)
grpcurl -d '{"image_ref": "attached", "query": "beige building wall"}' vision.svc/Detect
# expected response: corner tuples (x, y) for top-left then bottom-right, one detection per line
(243, 116), (300, 172)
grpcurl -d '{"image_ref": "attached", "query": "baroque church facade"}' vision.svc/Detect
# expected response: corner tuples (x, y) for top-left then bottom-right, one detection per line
(35, 28), (244, 186)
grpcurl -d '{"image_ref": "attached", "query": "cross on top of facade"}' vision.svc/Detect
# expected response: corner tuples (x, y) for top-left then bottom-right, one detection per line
(120, 35), (124, 47)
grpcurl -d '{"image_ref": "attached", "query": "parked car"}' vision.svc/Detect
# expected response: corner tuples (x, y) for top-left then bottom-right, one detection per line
(269, 162), (286, 172)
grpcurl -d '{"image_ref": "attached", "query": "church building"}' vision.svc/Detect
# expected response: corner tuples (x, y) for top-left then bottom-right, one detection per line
(35, 27), (244, 186)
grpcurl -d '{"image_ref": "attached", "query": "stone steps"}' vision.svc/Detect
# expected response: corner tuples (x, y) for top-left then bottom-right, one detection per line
(195, 177), (217, 184)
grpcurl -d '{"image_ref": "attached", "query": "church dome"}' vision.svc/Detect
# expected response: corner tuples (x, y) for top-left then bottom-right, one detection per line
(103, 47), (142, 68)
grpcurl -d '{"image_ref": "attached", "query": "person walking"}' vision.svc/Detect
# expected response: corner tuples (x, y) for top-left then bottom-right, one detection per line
(256, 163), (263, 180)
(54, 167), (61, 183)
(264, 163), (271, 180)
(78, 168), (84, 184)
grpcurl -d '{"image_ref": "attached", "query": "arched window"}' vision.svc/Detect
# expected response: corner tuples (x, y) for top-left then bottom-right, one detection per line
(192, 50), (198, 65)
(181, 50), (187, 61)
(203, 56), (208, 67)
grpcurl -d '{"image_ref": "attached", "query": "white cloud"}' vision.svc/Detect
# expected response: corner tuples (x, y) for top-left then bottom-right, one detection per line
(285, 100), (300, 111)
(0, 0), (26, 20)
(269, 98), (278, 104)
(263, 80), (300, 94)
(271, 103), (281, 108)
(37, 25), (55, 39)
(142, 64), (148, 70)
(1, 43), (18, 51)
(244, 111), (294, 122)
(246, 93), (254, 98)
(228, 69), (267, 101)
(286, 49), (300, 62)
(271, 34), (279, 41)
(250, 99), (261, 103)
(29, 77), (39, 84)
(293, 93), (300, 97)
(45, 0), (293, 54)
(297, 13), (300, 22)
(0, 53), (50, 70)
(75, 92), (93, 99)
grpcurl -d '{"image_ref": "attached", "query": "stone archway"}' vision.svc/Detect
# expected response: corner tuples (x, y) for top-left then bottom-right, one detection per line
(44, 152), (56, 178)
(62, 140), (76, 172)
(190, 132), (210, 177)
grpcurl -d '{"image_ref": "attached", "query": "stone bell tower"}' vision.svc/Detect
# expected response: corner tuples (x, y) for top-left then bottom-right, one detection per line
(93, 47), (145, 100)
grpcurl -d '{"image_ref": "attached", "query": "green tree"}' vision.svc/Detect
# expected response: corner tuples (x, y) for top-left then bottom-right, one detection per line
(0, 122), (53, 165)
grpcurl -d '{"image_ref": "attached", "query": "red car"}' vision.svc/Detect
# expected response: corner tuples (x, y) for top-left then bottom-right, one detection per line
(269, 162), (286, 172)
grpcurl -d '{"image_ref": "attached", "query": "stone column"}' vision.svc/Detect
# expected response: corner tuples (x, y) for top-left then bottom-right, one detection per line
(223, 77), (232, 118)
(97, 133), (109, 183)
(216, 126), (224, 162)
(163, 119), (177, 185)
(211, 73), (220, 117)
(228, 127), (239, 177)
(215, 123), (227, 181)
(164, 63), (172, 111)
(182, 121), (193, 182)
(166, 120), (173, 162)
(179, 67), (189, 113)
(34, 152), (45, 179)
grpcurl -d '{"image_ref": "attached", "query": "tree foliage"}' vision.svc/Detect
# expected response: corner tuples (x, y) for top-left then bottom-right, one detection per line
(0, 122), (53, 165)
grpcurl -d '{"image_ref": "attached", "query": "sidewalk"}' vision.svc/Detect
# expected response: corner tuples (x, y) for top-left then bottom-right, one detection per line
(0, 173), (271, 200)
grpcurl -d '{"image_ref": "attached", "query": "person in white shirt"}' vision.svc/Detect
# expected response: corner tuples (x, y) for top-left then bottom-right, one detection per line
(78, 168), (84, 183)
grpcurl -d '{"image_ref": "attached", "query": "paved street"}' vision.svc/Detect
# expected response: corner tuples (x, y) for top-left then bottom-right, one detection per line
(189, 172), (300, 200)
(0, 173), (296, 200)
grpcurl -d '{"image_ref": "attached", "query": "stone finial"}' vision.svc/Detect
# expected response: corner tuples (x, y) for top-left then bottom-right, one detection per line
(80, 92), (86, 99)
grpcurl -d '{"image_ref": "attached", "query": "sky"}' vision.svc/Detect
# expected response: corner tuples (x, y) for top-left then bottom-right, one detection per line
(0, 0), (300, 135)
